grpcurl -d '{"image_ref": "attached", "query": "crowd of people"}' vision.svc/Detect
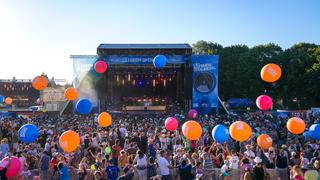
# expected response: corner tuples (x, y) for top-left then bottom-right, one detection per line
(0, 110), (320, 180)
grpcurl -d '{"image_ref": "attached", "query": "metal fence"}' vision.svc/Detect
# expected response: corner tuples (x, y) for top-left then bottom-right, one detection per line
(12, 168), (288, 180)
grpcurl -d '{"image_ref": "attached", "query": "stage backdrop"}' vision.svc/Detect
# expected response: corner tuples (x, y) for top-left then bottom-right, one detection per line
(191, 55), (219, 114)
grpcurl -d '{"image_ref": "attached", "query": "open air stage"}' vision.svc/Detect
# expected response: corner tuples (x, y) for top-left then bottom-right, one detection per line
(71, 44), (219, 115)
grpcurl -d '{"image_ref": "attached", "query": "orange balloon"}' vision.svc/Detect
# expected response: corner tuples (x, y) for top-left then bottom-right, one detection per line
(260, 63), (282, 83)
(32, 75), (48, 91)
(65, 87), (78, 101)
(182, 120), (202, 140)
(257, 134), (273, 150)
(287, 117), (305, 135)
(5, 97), (13, 105)
(98, 112), (112, 127)
(229, 121), (252, 142)
(59, 130), (80, 153)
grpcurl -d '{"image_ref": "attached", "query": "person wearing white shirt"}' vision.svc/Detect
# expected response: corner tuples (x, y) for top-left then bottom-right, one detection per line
(157, 150), (172, 180)
(119, 126), (127, 139)
(134, 150), (147, 180)
(229, 150), (239, 170)
(244, 145), (255, 165)
(221, 160), (230, 177)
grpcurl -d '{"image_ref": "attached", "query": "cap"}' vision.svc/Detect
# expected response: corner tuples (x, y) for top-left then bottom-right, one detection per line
(254, 157), (262, 163)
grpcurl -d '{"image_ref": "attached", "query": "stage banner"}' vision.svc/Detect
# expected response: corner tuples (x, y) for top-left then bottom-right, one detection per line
(102, 55), (185, 64)
(71, 55), (98, 87)
(191, 55), (219, 114)
(43, 87), (65, 102)
(70, 55), (100, 113)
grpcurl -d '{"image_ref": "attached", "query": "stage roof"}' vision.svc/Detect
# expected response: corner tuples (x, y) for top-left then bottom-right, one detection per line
(97, 43), (192, 56)
(98, 44), (192, 49)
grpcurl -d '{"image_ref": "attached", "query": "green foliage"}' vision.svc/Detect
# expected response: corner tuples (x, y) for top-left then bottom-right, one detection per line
(192, 40), (320, 110)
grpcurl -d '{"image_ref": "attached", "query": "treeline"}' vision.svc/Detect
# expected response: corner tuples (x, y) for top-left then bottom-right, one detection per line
(192, 40), (320, 110)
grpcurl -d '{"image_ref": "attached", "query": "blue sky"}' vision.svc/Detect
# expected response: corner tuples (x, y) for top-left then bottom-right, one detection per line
(0, 0), (319, 82)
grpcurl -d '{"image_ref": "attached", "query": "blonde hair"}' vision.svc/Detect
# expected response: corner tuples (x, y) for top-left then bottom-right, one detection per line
(314, 160), (320, 169)
(1, 138), (8, 143)
(292, 165), (303, 176)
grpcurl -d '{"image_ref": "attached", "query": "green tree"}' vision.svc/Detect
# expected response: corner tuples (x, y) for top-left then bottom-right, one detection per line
(192, 40), (223, 55)
(279, 43), (319, 109)
(247, 44), (283, 107)
(219, 45), (250, 99)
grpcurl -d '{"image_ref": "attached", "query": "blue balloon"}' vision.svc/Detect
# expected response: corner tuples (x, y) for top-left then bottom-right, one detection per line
(309, 124), (320, 140)
(153, 55), (167, 68)
(18, 124), (39, 143)
(76, 99), (92, 115)
(212, 124), (229, 144)
(0, 95), (4, 103)
(303, 131), (312, 138)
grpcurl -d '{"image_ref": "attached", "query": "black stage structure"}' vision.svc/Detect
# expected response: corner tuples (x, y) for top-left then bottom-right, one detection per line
(96, 44), (193, 112)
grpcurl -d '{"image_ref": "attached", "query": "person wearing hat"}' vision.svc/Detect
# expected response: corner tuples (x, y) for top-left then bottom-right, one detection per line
(253, 157), (265, 180)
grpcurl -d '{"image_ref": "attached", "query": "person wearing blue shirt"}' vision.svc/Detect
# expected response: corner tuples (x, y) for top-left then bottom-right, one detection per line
(0, 138), (9, 156)
(58, 162), (70, 180)
(105, 159), (120, 180)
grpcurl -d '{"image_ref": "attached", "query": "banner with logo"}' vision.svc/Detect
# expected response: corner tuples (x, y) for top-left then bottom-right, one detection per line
(102, 55), (185, 64)
(191, 55), (219, 114)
